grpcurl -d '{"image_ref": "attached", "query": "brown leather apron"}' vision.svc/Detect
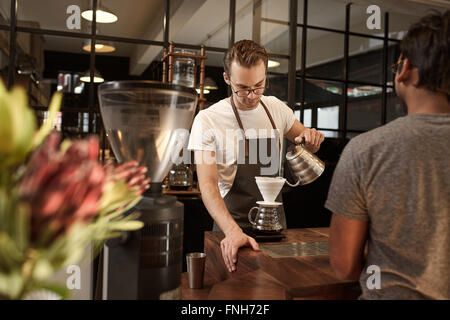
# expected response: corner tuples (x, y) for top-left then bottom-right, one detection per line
(213, 96), (286, 230)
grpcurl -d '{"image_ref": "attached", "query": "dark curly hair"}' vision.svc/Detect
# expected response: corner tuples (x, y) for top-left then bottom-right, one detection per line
(400, 10), (449, 100)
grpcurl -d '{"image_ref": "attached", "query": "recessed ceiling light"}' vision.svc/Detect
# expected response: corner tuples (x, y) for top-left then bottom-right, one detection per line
(196, 88), (210, 94)
(80, 69), (104, 83)
(268, 60), (280, 68)
(82, 39), (116, 53)
(82, 3), (118, 24)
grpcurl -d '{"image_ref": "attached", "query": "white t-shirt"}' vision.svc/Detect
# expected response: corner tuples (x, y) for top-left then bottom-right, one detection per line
(188, 95), (296, 198)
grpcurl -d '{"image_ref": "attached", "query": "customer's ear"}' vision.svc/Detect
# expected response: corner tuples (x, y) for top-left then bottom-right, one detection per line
(396, 59), (411, 84)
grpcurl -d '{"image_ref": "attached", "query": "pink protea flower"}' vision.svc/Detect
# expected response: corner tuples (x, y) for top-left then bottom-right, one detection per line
(18, 131), (150, 245)
(19, 132), (105, 243)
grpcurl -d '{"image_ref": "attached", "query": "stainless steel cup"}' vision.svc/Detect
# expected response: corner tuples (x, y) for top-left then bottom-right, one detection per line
(186, 252), (206, 289)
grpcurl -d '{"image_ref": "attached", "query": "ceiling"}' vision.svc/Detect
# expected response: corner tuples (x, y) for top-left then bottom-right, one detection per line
(0, 0), (448, 76)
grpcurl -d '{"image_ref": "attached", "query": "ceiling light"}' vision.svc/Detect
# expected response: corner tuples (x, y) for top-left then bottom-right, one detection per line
(80, 69), (104, 83)
(204, 77), (218, 90)
(82, 39), (116, 53)
(268, 60), (280, 68)
(196, 88), (210, 95)
(82, 2), (118, 23)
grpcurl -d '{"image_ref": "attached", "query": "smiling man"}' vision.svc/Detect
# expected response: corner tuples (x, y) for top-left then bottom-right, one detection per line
(188, 40), (324, 273)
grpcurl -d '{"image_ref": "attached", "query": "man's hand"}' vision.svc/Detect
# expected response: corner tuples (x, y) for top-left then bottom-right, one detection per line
(294, 128), (325, 153)
(220, 229), (260, 272)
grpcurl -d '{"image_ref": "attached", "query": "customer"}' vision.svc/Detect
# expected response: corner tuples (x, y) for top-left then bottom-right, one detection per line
(326, 10), (449, 299)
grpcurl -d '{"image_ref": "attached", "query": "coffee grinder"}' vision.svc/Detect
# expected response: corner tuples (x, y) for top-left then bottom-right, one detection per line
(98, 81), (198, 299)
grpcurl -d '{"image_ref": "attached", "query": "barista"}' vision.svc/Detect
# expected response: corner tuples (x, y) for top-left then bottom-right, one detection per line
(187, 40), (324, 272)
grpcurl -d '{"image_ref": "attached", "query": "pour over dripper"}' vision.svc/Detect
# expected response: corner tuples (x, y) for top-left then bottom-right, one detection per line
(255, 176), (286, 203)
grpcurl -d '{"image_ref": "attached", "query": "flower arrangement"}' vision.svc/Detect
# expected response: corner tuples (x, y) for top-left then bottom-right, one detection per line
(0, 81), (149, 299)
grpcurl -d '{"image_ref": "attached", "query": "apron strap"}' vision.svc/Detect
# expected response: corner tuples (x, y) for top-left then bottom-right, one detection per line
(230, 96), (281, 157)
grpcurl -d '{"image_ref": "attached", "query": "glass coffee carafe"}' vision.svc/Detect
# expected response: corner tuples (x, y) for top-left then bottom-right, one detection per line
(169, 163), (193, 190)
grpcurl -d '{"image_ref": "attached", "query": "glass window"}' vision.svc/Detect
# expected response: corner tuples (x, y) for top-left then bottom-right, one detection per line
(303, 79), (342, 110)
(389, 11), (420, 40)
(265, 57), (289, 102)
(0, 30), (9, 85)
(98, 0), (163, 41)
(235, 0), (253, 42)
(349, 35), (384, 85)
(318, 106), (339, 130)
(349, 3), (386, 36)
(386, 90), (406, 123)
(261, 21), (289, 56)
(17, 0), (86, 33)
(306, 29), (344, 80)
(261, 0), (289, 23)
(170, 0), (227, 48)
(236, 0), (289, 52)
(347, 84), (382, 131)
(294, 26), (303, 72)
(307, 0), (346, 30)
(0, 0), (10, 22)
(346, 131), (361, 139)
(303, 109), (312, 127)
(294, 109), (312, 128)
(387, 41), (400, 86)
(297, 0), (304, 24)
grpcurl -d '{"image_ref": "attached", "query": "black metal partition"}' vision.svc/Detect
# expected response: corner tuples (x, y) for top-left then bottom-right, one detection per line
(0, 0), (408, 141)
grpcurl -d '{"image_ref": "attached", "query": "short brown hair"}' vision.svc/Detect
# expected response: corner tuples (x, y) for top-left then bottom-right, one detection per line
(223, 40), (268, 76)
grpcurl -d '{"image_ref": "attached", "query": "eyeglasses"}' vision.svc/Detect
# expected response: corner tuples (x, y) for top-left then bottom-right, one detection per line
(229, 78), (268, 97)
(391, 59), (404, 75)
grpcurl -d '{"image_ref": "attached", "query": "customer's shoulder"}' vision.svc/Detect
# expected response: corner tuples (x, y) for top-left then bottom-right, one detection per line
(345, 117), (409, 153)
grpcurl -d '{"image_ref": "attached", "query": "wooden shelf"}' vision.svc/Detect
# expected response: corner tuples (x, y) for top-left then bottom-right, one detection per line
(163, 188), (201, 196)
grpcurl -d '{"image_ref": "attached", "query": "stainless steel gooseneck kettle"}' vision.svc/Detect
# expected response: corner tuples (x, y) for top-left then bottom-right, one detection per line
(285, 137), (325, 187)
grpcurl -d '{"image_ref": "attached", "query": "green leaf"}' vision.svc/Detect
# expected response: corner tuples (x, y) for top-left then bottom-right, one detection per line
(32, 92), (62, 149)
(31, 281), (70, 300)
(0, 271), (24, 299)
(32, 259), (54, 281)
(0, 233), (24, 270)
(13, 202), (30, 252)
(107, 220), (144, 231)
(0, 84), (36, 167)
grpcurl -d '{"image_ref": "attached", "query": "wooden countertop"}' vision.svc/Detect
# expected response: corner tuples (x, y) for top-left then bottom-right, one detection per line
(181, 228), (361, 300)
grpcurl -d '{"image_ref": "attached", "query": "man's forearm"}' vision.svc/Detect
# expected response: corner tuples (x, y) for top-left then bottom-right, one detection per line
(200, 180), (242, 236)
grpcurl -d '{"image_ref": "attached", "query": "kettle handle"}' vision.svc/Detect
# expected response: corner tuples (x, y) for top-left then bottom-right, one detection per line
(285, 136), (305, 188)
(299, 136), (306, 146)
(248, 207), (259, 226)
(285, 179), (301, 187)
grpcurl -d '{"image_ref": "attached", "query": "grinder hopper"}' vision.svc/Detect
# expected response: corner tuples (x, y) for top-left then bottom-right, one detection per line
(98, 80), (198, 191)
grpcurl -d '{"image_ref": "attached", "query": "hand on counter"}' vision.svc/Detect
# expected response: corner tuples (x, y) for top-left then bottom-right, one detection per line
(220, 229), (260, 272)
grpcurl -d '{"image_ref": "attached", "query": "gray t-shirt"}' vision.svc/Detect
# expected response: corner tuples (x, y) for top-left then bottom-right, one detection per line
(325, 113), (450, 300)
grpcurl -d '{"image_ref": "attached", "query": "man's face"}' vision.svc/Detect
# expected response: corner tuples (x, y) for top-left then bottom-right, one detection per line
(225, 60), (267, 109)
